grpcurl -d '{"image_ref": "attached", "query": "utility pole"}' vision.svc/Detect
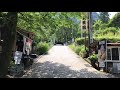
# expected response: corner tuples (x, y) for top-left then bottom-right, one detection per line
(88, 12), (93, 55)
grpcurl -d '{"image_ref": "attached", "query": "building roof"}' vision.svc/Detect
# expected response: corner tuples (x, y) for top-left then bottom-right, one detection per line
(17, 27), (35, 35)
(107, 43), (120, 46)
(16, 27), (35, 41)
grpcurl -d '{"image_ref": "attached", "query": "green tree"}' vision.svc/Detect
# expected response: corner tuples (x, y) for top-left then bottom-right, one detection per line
(0, 12), (86, 77)
(108, 12), (120, 28)
(0, 12), (18, 78)
(99, 12), (110, 23)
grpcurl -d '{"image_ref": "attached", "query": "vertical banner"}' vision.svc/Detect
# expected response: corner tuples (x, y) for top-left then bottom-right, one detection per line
(25, 38), (32, 55)
(98, 40), (107, 67)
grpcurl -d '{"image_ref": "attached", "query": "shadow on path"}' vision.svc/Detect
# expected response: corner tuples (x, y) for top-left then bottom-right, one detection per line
(22, 61), (115, 78)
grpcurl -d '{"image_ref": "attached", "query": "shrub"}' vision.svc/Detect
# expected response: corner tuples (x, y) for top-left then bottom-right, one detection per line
(69, 44), (89, 56)
(69, 43), (76, 51)
(94, 36), (120, 43)
(75, 38), (81, 45)
(36, 42), (49, 55)
(79, 45), (89, 57)
(103, 27), (118, 35)
(88, 54), (98, 69)
(88, 54), (98, 61)
(75, 46), (82, 55)
(75, 38), (89, 45)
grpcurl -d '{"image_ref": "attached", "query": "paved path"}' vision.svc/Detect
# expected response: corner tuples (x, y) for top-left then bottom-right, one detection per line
(22, 45), (116, 78)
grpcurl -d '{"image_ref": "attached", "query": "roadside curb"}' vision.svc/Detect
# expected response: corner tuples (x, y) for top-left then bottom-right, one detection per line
(84, 58), (91, 64)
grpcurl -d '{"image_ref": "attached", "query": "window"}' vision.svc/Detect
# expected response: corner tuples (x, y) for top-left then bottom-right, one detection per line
(112, 48), (119, 60)
(107, 49), (111, 60)
(83, 21), (86, 24)
(107, 47), (120, 61)
(82, 26), (86, 30)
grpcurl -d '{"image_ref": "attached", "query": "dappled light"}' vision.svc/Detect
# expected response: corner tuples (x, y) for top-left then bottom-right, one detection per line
(1, 12), (120, 78)
(22, 61), (114, 78)
(22, 46), (115, 78)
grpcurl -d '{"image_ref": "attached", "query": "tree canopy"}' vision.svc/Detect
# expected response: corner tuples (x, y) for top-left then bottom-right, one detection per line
(99, 12), (110, 23)
(108, 12), (120, 28)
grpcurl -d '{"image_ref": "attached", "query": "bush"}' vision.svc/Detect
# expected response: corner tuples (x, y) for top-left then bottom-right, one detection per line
(94, 36), (120, 43)
(103, 27), (118, 35)
(79, 45), (89, 58)
(88, 54), (98, 69)
(69, 43), (76, 51)
(75, 38), (89, 45)
(36, 42), (49, 55)
(69, 44), (89, 56)
(88, 54), (98, 61)
(75, 46), (82, 55)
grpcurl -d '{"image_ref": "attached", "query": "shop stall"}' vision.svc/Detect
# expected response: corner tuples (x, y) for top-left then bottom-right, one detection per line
(105, 43), (120, 73)
(9, 27), (35, 76)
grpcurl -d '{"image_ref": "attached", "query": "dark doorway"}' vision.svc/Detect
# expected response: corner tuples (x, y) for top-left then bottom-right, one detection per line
(112, 48), (119, 60)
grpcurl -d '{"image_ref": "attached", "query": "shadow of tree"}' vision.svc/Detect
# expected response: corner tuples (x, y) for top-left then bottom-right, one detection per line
(22, 61), (116, 78)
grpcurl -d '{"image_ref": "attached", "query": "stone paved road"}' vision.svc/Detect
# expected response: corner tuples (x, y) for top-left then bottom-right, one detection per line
(22, 45), (116, 78)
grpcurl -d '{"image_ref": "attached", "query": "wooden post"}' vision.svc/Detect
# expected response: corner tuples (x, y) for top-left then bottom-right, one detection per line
(88, 12), (93, 55)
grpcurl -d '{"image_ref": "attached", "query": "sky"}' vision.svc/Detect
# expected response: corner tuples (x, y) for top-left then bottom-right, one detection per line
(109, 12), (118, 19)
(97, 12), (118, 19)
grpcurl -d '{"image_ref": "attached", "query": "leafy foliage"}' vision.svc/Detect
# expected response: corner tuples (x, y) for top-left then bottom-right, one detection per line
(99, 12), (110, 23)
(69, 44), (87, 55)
(108, 12), (120, 28)
(17, 12), (85, 44)
(88, 54), (98, 61)
(36, 42), (49, 55)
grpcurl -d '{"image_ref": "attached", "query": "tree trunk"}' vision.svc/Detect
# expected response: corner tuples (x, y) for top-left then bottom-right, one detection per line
(0, 12), (18, 78)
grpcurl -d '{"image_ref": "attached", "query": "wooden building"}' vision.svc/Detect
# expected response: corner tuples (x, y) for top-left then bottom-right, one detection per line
(0, 26), (35, 57)
(105, 43), (120, 73)
(12, 27), (35, 54)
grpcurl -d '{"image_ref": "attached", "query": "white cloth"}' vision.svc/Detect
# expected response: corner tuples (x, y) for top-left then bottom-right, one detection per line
(14, 51), (23, 64)
(26, 42), (31, 55)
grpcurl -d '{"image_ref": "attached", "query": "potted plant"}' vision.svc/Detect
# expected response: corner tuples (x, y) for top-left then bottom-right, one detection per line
(88, 54), (98, 69)
(81, 50), (87, 58)
(80, 47), (88, 58)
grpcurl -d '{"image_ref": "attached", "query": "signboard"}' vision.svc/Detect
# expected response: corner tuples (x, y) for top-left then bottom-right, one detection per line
(99, 62), (105, 67)
(81, 20), (88, 30)
(14, 51), (23, 64)
(98, 40), (106, 52)
(81, 19), (88, 38)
